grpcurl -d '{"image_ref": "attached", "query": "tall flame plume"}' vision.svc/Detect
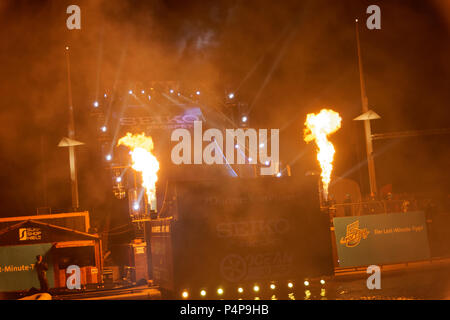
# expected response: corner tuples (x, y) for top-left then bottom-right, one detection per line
(304, 109), (342, 200)
(118, 133), (160, 210)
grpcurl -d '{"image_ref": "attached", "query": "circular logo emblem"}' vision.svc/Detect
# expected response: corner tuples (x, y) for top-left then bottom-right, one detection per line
(220, 254), (247, 283)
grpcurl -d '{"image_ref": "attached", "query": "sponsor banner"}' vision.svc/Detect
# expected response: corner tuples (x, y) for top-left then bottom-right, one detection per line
(0, 244), (54, 292)
(0, 221), (98, 246)
(333, 211), (430, 267)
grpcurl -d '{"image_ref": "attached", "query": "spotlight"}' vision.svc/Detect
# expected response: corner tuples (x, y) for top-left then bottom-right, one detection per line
(105, 154), (112, 161)
(228, 93), (235, 99)
(237, 287), (243, 293)
(177, 92), (181, 96)
(265, 160), (270, 166)
(170, 89), (174, 94)
(276, 172), (282, 178)
(235, 144), (239, 149)
(182, 291), (188, 299)
(101, 126), (107, 132)
(141, 90), (145, 94)
(196, 91), (201, 95)
(320, 279), (326, 285)
(287, 282), (294, 288)
(133, 203), (140, 211)
(248, 157), (252, 162)
(200, 290), (206, 297)
(270, 284), (276, 290)
(241, 116), (247, 123)
(148, 95), (151, 100)
(93, 101), (99, 107)
(304, 280), (310, 287)
(116, 177), (122, 183)
(253, 285), (260, 292)
(128, 90), (133, 95)
(217, 288), (224, 295)
(104, 93), (107, 98)
(259, 143), (264, 148)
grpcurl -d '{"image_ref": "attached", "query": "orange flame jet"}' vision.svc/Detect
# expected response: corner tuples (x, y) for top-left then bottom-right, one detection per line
(118, 133), (160, 210)
(304, 109), (342, 200)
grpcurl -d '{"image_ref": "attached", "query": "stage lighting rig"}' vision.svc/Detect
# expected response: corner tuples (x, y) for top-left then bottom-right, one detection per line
(112, 168), (126, 200)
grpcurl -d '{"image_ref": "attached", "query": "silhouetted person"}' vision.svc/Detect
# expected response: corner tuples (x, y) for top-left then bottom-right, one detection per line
(343, 193), (352, 216)
(34, 255), (49, 293)
(401, 200), (410, 213)
(384, 192), (396, 213)
(327, 194), (336, 207)
(367, 193), (383, 214)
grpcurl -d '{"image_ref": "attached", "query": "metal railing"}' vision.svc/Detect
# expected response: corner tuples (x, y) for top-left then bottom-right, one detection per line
(327, 200), (413, 217)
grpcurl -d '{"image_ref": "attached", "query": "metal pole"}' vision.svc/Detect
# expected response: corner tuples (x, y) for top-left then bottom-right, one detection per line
(355, 20), (377, 197)
(40, 135), (48, 207)
(65, 46), (80, 210)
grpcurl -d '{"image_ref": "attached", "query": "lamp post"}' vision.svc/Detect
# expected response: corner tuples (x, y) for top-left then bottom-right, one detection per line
(354, 19), (380, 198)
(58, 137), (84, 209)
(58, 46), (84, 210)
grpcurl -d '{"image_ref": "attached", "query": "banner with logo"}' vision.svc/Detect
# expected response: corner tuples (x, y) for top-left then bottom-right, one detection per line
(19, 227), (42, 241)
(0, 244), (54, 292)
(0, 220), (98, 246)
(333, 211), (430, 267)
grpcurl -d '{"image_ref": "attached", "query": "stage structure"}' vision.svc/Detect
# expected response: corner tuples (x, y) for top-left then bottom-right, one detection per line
(150, 177), (334, 299)
(91, 81), (273, 282)
(91, 81), (278, 220)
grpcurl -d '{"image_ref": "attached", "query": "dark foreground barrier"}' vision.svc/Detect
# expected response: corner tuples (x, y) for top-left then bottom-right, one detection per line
(150, 177), (334, 299)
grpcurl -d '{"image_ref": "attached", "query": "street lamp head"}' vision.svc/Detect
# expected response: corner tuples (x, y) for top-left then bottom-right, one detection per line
(353, 110), (381, 121)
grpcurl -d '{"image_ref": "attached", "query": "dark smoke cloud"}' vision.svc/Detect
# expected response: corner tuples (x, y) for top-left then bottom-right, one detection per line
(0, 0), (448, 220)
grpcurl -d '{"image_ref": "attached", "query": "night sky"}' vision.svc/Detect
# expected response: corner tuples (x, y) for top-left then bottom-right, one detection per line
(0, 0), (449, 225)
